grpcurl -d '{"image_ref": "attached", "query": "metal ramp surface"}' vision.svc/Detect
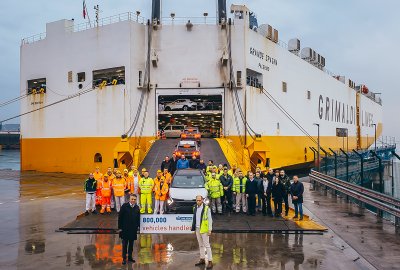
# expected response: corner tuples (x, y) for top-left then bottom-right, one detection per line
(139, 138), (229, 176)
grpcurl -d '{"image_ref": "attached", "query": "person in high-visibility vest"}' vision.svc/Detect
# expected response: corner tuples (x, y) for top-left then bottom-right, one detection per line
(205, 172), (224, 214)
(104, 167), (116, 208)
(139, 170), (154, 214)
(131, 169), (141, 207)
(113, 171), (126, 213)
(232, 170), (248, 213)
(100, 175), (112, 214)
(153, 170), (164, 193)
(123, 169), (133, 203)
(191, 195), (213, 269)
(128, 165), (136, 177)
(205, 166), (218, 182)
(162, 168), (172, 185)
(93, 167), (103, 206)
(154, 174), (169, 214)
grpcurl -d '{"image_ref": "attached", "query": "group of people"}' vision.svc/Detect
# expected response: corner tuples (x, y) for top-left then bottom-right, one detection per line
(84, 157), (305, 220)
(196, 161), (305, 220)
(84, 166), (172, 215)
(83, 157), (305, 269)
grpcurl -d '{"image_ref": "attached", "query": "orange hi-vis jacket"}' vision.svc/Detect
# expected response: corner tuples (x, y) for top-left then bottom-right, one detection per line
(163, 172), (172, 184)
(93, 172), (103, 185)
(105, 173), (116, 185)
(154, 181), (169, 201)
(113, 177), (126, 197)
(153, 176), (164, 192)
(101, 180), (112, 197)
(124, 175), (134, 193)
(131, 174), (141, 194)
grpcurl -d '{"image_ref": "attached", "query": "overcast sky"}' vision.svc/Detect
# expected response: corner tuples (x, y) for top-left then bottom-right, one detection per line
(0, 0), (399, 142)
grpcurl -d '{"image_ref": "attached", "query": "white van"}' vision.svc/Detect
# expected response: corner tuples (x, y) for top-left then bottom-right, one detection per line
(162, 124), (185, 138)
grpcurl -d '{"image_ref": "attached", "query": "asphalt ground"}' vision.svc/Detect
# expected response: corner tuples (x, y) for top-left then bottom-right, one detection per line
(1, 150), (399, 269)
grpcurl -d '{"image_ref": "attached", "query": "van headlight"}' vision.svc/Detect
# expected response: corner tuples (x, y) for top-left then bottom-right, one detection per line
(167, 198), (174, 205)
(203, 198), (210, 205)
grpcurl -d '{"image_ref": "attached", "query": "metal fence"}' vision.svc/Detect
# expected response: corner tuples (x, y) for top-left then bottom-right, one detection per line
(315, 145), (396, 190)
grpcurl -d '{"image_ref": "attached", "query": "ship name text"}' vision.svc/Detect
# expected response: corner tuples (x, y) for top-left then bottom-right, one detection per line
(318, 95), (374, 127)
(249, 47), (278, 72)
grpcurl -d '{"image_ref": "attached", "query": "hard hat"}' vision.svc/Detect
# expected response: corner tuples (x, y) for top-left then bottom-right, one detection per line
(141, 168), (147, 172)
(123, 169), (128, 173)
(157, 169), (162, 173)
(116, 170), (121, 174)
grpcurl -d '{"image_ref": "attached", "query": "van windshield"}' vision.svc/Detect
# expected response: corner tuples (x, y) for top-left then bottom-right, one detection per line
(172, 175), (204, 188)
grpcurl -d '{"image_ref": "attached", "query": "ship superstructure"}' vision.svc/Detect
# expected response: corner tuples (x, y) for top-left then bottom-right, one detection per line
(20, 1), (382, 173)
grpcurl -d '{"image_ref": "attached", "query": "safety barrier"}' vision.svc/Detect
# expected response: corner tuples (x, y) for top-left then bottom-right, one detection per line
(309, 170), (400, 225)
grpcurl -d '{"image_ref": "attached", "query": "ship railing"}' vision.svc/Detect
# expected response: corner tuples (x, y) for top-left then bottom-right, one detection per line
(21, 12), (146, 45)
(161, 16), (218, 25)
(21, 32), (46, 45)
(67, 12), (146, 33)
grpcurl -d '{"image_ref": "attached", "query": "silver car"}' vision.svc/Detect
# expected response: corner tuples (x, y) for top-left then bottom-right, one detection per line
(164, 99), (197, 111)
(166, 169), (209, 213)
(162, 124), (185, 138)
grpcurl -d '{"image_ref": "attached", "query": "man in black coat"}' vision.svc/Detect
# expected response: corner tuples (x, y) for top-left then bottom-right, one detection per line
(279, 169), (291, 216)
(118, 194), (141, 265)
(197, 159), (207, 173)
(219, 167), (233, 213)
(245, 172), (258, 216)
(290, 175), (304, 220)
(189, 155), (200, 169)
(170, 153), (178, 175)
(265, 168), (275, 216)
(271, 176), (285, 217)
(161, 156), (172, 172)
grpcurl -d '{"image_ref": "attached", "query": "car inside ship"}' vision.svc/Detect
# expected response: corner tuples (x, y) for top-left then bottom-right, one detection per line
(158, 94), (223, 138)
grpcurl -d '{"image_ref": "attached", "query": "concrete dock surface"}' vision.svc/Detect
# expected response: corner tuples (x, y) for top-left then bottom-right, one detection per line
(0, 168), (399, 269)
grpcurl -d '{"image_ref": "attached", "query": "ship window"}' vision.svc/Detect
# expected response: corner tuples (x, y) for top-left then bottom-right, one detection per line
(27, 78), (46, 95)
(68, 71), (73, 83)
(138, 71), (143, 87)
(237, 71), (242, 86)
(77, 72), (86, 82)
(93, 66), (125, 88)
(94, 153), (102, 163)
(307, 90), (311, 99)
(282, 81), (287, 92)
(246, 69), (263, 89)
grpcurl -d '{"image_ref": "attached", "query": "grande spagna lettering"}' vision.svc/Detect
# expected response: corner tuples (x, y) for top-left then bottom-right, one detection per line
(318, 95), (374, 127)
(249, 47), (278, 72)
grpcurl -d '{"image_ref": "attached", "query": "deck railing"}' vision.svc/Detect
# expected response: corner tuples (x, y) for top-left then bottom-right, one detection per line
(21, 12), (146, 45)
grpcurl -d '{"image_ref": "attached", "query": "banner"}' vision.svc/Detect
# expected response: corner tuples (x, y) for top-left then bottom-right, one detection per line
(140, 214), (193, 234)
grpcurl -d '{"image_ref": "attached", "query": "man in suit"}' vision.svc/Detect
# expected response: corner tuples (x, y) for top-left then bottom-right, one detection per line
(118, 194), (141, 265)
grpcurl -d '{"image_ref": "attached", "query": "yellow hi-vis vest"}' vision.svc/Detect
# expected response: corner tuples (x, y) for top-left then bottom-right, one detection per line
(139, 177), (154, 194)
(205, 178), (224, 198)
(193, 205), (211, 234)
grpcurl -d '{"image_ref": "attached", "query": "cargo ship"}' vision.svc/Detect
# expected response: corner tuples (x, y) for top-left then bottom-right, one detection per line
(19, 1), (382, 174)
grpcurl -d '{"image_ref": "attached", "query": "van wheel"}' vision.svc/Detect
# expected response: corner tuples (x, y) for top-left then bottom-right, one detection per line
(165, 106), (171, 111)
(183, 105), (188, 111)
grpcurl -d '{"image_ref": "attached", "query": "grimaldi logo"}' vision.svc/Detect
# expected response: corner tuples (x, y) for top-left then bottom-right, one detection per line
(318, 95), (374, 127)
